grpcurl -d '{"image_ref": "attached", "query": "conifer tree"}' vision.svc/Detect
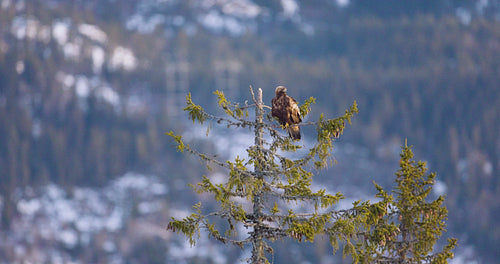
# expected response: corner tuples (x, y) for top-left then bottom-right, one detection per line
(166, 87), (456, 263)
(355, 141), (458, 263)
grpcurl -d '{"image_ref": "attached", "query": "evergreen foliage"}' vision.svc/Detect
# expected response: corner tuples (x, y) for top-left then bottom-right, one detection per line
(354, 141), (457, 263)
(166, 88), (455, 263)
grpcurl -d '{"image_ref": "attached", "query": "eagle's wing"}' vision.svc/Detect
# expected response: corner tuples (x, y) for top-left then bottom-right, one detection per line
(289, 97), (301, 124)
(286, 96), (302, 140)
(272, 95), (288, 125)
(271, 97), (280, 120)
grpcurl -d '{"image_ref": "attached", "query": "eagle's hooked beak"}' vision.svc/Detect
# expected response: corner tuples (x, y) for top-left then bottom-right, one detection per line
(276, 86), (287, 93)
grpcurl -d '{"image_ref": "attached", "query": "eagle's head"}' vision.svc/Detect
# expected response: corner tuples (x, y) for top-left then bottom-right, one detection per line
(275, 86), (287, 96)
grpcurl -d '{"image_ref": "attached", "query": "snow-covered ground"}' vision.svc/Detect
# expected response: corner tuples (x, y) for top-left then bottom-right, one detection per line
(0, 172), (230, 264)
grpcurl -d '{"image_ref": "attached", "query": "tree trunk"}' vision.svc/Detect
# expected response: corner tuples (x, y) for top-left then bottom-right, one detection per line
(251, 88), (266, 263)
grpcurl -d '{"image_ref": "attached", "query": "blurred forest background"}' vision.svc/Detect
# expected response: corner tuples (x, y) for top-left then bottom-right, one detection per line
(0, 0), (499, 263)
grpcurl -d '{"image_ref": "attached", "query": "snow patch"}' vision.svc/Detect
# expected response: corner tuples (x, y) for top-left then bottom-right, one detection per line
(109, 46), (137, 71)
(62, 39), (82, 60)
(151, 182), (169, 195)
(209, 172), (226, 185)
(124, 94), (149, 116)
(16, 60), (24, 74)
(17, 198), (42, 217)
(11, 16), (25, 39)
(95, 85), (120, 109)
(58, 229), (78, 248)
(78, 23), (107, 43)
(300, 22), (315, 36)
(32, 119), (42, 139)
(476, 0), (489, 14)
(198, 10), (246, 36)
(11, 17), (51, 43)
(138, 201), (162, 214)
(433, 180), (448, 196)
(482, 161), (493, 175)
(281, 0), (299, 18)
(172, 15), (185, 26)
(450, 245), (478, 264)
(112, 172), (152, 191)
(104, 209), (123, 232)
(198, 11), (225, 32)
(75, 76), (91, 98)
(169, 208), (191, 219)
(336, 0), (350, 7)
(10, 16), (43, 40)
(456, 8), (472, 25)
(222, 1), (261, 19)
(14, 0), (24, 11)
(91, 46), (105, 73)
(75, 215), (103, 233)
(57, 73), (122, 110)
(52, 20), (70, 45)
(56, 72), (75, 91)
(169, 237), (227, 264)
(103, 240), (116, 253)
(1, 0), (11, 9)
(126, 14), (166, 33)
(183, 125), (253, 162)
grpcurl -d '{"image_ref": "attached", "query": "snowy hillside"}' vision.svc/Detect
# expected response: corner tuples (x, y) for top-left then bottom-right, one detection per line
(0, 0), (498, 263)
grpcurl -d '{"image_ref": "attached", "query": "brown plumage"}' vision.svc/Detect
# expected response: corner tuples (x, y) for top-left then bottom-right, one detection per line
(271, 86), (302, 140)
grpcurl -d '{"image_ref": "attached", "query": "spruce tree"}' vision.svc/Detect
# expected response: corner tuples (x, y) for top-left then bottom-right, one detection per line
(355, 141), (458, 263)
(166, 87), (456, 263)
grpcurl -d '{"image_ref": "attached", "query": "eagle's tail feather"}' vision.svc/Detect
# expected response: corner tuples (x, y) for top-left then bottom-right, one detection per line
(287, 125), (301, 140)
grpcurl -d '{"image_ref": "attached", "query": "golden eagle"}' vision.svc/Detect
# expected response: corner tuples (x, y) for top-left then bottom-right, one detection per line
(271, 86), (302, 140)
